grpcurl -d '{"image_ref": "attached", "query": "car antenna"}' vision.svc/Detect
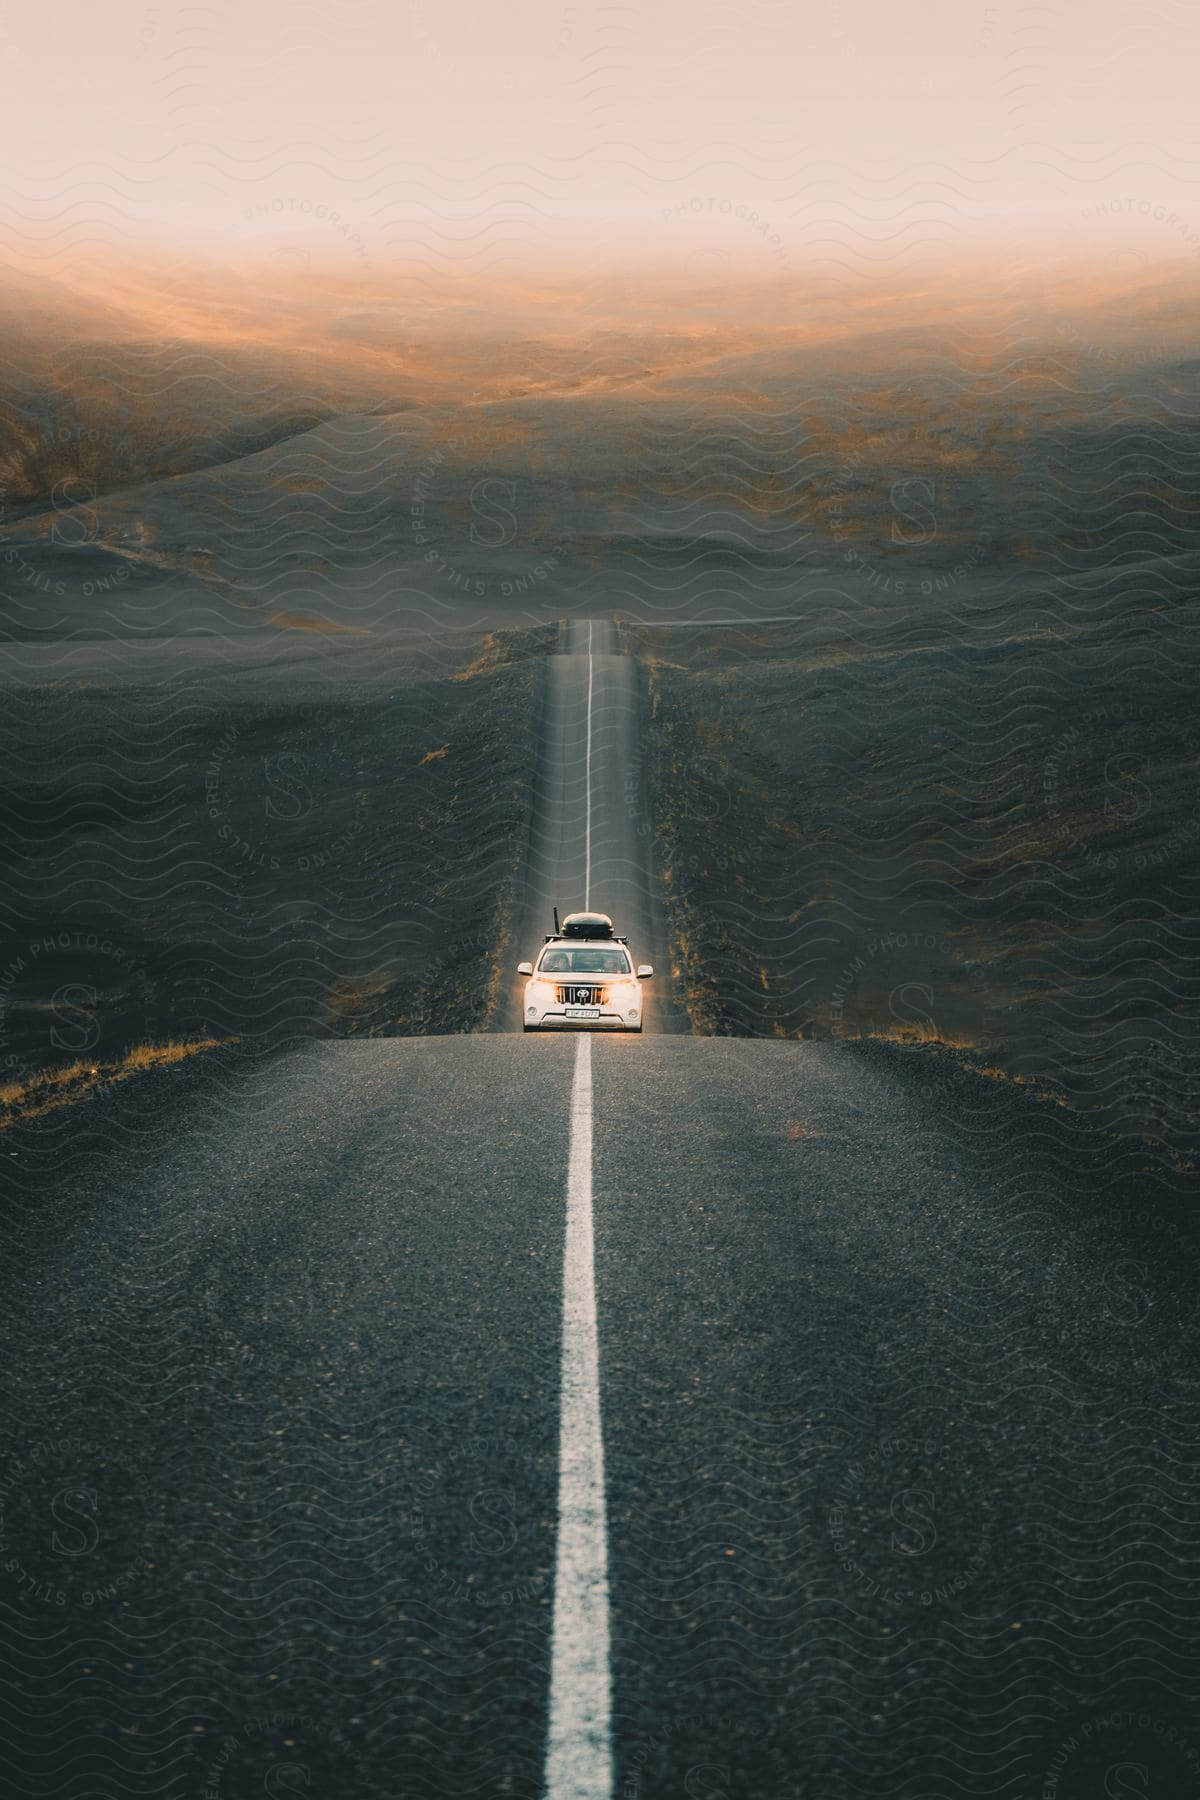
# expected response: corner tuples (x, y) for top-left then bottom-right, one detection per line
(553, 906), (561, 934)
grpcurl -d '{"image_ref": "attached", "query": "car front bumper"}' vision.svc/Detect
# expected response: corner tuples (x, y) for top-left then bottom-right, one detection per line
(524, 1002), (641, 1031)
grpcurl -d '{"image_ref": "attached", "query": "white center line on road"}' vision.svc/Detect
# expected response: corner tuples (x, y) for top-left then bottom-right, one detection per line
(544, 1029), (613, 1799)
(583, 619), (594, 911)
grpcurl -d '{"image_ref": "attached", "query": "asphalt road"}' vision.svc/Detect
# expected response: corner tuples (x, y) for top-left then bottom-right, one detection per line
(1, 610), (1197, 1799)
(1, 1034), (1198, 1799)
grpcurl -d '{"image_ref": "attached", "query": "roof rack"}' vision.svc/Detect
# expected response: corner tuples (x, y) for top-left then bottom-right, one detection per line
(542, 931), (630, 945)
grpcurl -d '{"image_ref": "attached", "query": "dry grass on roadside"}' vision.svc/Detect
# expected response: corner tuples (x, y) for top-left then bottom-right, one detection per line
(0, 1038), (230, 1132)
(268, 611), (367, 635)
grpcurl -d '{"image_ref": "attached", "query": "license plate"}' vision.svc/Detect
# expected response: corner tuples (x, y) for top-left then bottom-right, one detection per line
(566, 1007), (600, 1019)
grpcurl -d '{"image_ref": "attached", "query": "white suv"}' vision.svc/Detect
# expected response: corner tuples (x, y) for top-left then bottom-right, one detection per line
(518, 912), (653, 1033)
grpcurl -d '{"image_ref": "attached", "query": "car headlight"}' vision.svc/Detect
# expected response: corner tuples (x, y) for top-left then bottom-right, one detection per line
(527, 978), (555, 1001)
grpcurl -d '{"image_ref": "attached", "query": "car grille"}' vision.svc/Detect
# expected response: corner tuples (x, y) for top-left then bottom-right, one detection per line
(556, 984), (606, 1006)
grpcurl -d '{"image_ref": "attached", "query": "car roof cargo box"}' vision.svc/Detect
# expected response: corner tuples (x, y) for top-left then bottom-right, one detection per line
(561, 911), (614, 939)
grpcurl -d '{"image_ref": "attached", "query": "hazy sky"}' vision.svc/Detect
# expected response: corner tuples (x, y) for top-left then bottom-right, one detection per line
(2, 0), (1199, 276)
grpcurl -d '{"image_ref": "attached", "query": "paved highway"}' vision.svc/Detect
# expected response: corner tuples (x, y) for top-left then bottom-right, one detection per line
(496, 619), (685, 1035)
(1, 620), (1197, 1799)
(3, 1035), (1197, 1798)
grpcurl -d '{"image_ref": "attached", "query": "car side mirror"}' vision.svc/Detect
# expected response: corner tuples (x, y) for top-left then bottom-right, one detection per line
(637, 964), (654, 979)
(517, 961), (533, 976)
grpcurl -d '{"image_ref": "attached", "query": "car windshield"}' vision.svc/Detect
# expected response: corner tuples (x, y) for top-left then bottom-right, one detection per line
(538, 947), (632, 975)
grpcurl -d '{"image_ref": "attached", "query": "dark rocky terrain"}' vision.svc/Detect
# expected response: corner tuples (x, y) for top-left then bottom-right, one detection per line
(2, 261), (1197, 1167)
